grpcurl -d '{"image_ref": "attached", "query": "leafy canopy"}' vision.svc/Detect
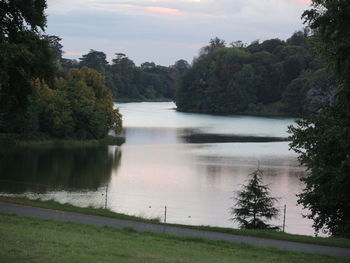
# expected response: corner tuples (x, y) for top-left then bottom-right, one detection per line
(289, 0), (350, 237)
(0, 0), (55, 133)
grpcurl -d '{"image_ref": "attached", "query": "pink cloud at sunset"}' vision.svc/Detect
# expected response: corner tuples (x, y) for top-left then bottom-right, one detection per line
(294, 0), (311, 4)
(146, 6), (186, 18)
(91, 2), (229, 20)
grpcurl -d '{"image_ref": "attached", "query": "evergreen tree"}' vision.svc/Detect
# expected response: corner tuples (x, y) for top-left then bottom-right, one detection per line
(231, 168), (280, 230)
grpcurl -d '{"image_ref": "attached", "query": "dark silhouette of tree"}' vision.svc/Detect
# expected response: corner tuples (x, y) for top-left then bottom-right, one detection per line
(231, 168), (280, 230)
(0, 0), (55, 133)
(200, 37), (226, 55)
(79, 49), (108, 73)
(289, 0), (350, 237)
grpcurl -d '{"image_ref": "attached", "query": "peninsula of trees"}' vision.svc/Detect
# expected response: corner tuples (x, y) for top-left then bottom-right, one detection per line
(176, 31), (335, 117)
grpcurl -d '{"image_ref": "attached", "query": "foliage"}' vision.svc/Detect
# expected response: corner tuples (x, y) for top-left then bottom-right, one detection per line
(63, 50), (183, 101)
(0, 0), (122, 140)
(231, 169), (280, 230)
(0, 0), (56, 133)
(176, 32), (333, 116)
(24, 68), (123, 139)
(79, 49), (108, 73)
(302, 0), (350, 86)
(282, 68), (336, 116)
(289, 0), (350, 237)
(289, 104), (350, 237)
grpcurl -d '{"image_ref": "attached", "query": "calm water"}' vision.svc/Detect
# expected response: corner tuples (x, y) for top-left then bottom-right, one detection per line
(0, 102), (315, 235)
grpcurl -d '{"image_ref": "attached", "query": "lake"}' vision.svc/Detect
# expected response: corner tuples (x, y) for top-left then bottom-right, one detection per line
(0, 102), (315, 236)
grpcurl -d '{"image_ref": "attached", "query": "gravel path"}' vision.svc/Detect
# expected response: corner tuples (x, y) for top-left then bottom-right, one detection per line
(1, 202), (349, 258)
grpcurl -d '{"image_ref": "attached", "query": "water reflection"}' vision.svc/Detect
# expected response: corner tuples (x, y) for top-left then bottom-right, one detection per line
(0, 102), (316, 236)
(0, 146), (121, 193)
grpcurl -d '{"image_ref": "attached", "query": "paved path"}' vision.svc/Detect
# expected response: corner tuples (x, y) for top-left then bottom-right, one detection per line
(1, 202), (350, 258)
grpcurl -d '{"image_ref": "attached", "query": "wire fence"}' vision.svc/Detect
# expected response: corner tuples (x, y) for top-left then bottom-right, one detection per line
(0, 179), (289, 230)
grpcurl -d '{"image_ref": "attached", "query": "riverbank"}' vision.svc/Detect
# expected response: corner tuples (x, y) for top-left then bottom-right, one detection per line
(175, 101), (300, 118)
(1, 196), (349, 249)
(0, 134), (125, 147)
(116, 98), (173, 103)
(176, 108), (296, 119)
(1, 212), (347, 263)
(118, 100), (298, 118)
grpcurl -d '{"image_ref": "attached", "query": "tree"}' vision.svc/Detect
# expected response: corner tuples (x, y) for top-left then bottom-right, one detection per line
(176, 31), (334, 116)
(231, 168), (280, 230)
(44, 35), (63, 62)
(289, 0), (350, 237)
(302, 0), (350, 86)
(200, 37), (226, 56)
(79, 50), (108, 73)
(61, 67), (122, 139)
(0, 0), (55, 133)
(173, 59), (190, 73)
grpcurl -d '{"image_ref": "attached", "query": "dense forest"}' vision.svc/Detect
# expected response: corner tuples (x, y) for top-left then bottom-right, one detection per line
(176, 30), (336, 117)
(60, 49), (189, 102)
(0, 2), (122, 141)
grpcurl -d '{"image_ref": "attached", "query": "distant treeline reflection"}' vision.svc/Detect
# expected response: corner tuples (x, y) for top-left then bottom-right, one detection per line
(0, 146), (121, 193)
(183, 133), (288, 144)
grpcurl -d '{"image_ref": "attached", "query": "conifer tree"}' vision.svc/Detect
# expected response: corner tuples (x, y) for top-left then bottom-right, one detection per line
(231, 169), (280, 230)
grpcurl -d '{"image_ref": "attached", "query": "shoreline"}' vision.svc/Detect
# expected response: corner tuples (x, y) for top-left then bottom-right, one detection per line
(115, 100), (299, 119)
(0, 134), (125, 147)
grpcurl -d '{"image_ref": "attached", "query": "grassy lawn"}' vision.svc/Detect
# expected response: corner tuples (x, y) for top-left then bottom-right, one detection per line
(0, 213), (348, 263)
(1, 196), (350, 250)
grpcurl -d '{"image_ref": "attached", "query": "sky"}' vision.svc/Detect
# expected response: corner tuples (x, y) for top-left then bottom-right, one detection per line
(46, 0), (311, 66)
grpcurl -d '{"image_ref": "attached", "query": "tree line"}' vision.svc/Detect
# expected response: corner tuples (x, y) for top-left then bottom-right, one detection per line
(176, 31), (335, 117)
(59, 49), (189, 102)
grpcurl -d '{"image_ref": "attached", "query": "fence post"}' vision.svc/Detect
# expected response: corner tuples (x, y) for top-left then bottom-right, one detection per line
(282, 204), (286, 232)
(104, 184), (108, 209)
(164, 206), (167, 223)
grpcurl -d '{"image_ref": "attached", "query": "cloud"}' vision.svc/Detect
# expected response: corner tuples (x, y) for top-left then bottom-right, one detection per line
(89, 2), (228, 20)
(64, 51), (83, 57)
(146, 7), (186, 18)
(200, 13), (228, 19)
(294, 0), (311, 4)
(46, 0), (311, 65)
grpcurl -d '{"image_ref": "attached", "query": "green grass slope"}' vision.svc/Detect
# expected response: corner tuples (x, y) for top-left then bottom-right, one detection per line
(0, 213), (348, 263)
(1, 196), (350, 249)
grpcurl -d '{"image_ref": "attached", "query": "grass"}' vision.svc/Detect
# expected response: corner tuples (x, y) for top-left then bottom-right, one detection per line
(0, 196), (161, 223)
(0, 213), (348, 263)
(1, 196), (350, 249)
(0, 134), (125, 147)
